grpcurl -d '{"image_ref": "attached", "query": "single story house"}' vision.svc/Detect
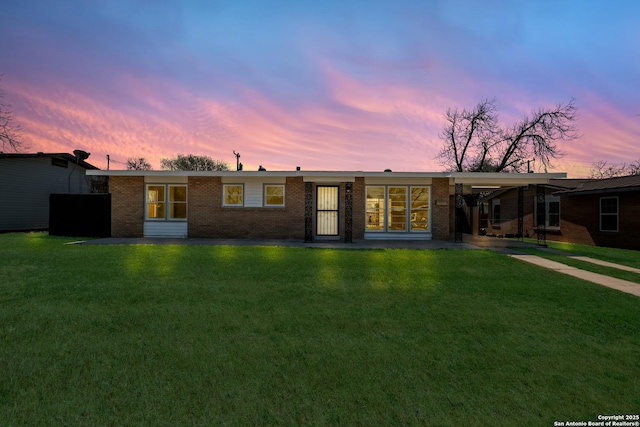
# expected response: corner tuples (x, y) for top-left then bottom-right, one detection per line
(87, 169), (565, 242)
(480, 175), (640, 250)
(554, 174), (640, 250)
(0, 152), (98, 232)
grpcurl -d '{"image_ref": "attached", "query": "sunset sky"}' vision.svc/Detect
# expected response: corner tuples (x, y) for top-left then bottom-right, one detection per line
(1, 1), (638, 177)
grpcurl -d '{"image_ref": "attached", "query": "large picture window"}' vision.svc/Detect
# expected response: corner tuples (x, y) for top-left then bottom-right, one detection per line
(410, 187), (430, 231)
(146, 184), (187, 220)
(366, 186), (430, 232)
(366, 187), (385, 231)
(600, 197), (618, 232)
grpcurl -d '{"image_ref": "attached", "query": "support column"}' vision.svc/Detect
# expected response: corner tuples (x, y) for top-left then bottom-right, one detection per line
(518, 186), (524, 241)
(536, 184), (547, 246)
(455, 183), (463, 243)
(304, 182), (313, 243)
(344, 182), (353, 243)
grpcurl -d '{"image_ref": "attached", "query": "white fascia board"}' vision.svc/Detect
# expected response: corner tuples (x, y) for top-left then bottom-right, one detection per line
(449, 172), (567, 186)
(86, 170), (298, 177)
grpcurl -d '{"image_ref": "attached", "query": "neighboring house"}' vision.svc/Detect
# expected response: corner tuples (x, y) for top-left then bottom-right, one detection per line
(87, 169), (564, 241)
(555, 174), (640, 250)
(480, 176), (640, 250)
(479, 179), (590, 238)
(0, 152), (98, 232)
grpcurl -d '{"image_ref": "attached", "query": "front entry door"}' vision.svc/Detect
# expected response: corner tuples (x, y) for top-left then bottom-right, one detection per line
(316, 186), (339, 236)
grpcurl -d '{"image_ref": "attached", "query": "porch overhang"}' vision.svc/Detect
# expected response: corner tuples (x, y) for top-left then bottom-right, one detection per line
(446, 172), (567, 194)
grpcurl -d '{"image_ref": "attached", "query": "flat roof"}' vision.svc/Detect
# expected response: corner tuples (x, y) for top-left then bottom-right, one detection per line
(87, 169), (567, 187)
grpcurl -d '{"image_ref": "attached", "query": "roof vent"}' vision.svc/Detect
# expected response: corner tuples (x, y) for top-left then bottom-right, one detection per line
(384, 169), (392, 172)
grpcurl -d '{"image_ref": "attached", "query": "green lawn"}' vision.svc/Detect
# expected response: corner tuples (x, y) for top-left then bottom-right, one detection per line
(1, 233), (639, 426)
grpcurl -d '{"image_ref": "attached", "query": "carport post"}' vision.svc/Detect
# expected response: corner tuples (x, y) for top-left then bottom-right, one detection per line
(454, 183), (463, 243)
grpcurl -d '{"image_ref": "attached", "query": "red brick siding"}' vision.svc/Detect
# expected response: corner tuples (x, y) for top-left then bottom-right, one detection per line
(187, 176), (306, 239)
(110, 175), (460, 243)
(110, 176), (144, 237)
(559, 192), (640, 250)
(431, 178), (450, 240)
(483, 186), (640, 249)
(352, 177), (365, 239)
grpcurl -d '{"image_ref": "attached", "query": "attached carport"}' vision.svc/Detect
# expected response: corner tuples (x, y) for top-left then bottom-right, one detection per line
(447, 172), (567, 244)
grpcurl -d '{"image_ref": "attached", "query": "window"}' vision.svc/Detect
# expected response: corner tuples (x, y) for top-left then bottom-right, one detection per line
(548, 198), (560, 227)
(169, 185), (187, 219)
(146, 184), (187, 220)
(51, 157), (68, 168)
(600, 197), (618, 232)
(147, 185), (165, 219)
(366, 186), (430, 232)
(491, 199), (501, 226)
(388, 187), (407, 231)
(366, 187), (385, 231)
(534, 195), (561, 229)
(223, 185), (243, 206)
(264, 184), (284, 206)
(410, 187), (430, 231)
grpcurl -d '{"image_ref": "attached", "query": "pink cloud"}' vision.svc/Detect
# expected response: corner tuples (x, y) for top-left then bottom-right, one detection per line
(6, 60), (639, 178)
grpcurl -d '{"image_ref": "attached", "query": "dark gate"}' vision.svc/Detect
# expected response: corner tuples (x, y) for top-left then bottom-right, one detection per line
(49, 193), (111, 237)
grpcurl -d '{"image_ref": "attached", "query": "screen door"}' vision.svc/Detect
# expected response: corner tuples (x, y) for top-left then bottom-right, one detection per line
(316, 186), (339, 236)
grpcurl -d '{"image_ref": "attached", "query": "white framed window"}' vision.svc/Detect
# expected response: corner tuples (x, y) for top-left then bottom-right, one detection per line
(168, 185), (187, 219)
(410, 186), (430, 231)
(264, 184), (285, 206)
(366, 186), (385, 231)
(534, 195), (561, 229)
(366, 186), (430, 232)
(146, 184), (187, 220)
(600, 197), (618, 232)
(223, 184), (243, 206)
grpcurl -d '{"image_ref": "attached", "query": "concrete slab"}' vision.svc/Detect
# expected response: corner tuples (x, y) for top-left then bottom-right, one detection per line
(568, 256), (640, 274)
(510, 254), (640, 297)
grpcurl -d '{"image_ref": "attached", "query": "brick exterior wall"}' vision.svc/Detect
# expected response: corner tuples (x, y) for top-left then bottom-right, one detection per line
(559, 192), (640, 250)
(110, 176), (144, 237)
(109, 175), (460, 243)
(188, 176), (306, 239)
(431, 178), (450, 240)
(352, 177), (365, 240)
(483, 186), (640, 250)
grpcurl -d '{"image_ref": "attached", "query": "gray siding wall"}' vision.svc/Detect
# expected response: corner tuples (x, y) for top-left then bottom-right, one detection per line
(0, 157), (91, 231)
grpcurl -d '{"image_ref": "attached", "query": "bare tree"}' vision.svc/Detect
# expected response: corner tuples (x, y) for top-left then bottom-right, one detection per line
(0, 75), (23, 152)
(126, 157), (152, 171)
(437, 99), (579, 172)
(589, 159), (640, 178)
(160, 154), (230, 171)
(437, 98), (499, 172)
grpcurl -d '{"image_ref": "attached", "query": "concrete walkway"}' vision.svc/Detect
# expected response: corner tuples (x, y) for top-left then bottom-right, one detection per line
(508, 254), (640, 297)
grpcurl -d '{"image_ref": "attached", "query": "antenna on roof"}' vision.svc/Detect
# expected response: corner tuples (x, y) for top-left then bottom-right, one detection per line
(233, 150), (242, 171)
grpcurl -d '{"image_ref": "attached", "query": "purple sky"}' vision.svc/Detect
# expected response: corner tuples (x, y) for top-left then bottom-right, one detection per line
(1, 1), (638, 177)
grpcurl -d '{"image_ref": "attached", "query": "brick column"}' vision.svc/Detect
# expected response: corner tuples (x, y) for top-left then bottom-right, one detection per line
(110, 176), (144, 237)
(431, 177), (451, 240)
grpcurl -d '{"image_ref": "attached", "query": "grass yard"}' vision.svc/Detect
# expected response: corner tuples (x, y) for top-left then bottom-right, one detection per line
(1, 233), (639, 426)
